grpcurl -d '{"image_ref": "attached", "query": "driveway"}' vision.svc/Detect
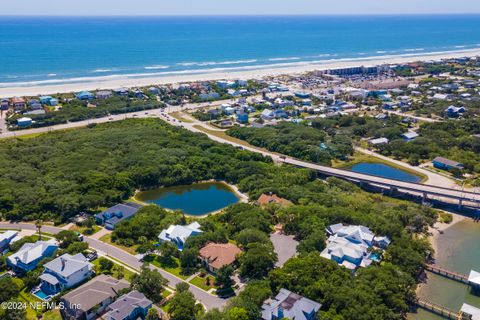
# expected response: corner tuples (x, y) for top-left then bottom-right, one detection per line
(0, 222), (227, 310)
(270, 233), (299, 267)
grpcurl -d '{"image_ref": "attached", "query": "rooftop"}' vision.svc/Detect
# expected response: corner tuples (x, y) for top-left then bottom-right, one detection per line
(199, 243), (242, 270)
(61, 274), (130, 313)
(105, 290), (152, 320)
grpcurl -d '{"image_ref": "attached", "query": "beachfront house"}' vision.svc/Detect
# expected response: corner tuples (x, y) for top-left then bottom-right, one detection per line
(261, 288), (321, 320)
(0, 99), (9, 110)
(76, 91), (95, 100)
(60, 274), (130, 320)
(11, 97), (26, 111)
(199, 243), (242, 274)
(432, 156), (464, 171)
(104, 290), (153, 320)
(7, 239), (58, 273)
(95, 202), (142, 230)
(321, 224), (390, 270)
(217, 80), (236, 89)
(0, 230), (18, 254)
(113, 88), (129, 96)
(38, 253), (93, 296)
(96, 90), (113, 100)
(158, 222), (202, 251)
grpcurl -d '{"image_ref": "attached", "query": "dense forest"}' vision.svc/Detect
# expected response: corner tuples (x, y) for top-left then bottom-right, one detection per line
(0, 118), (438, 319)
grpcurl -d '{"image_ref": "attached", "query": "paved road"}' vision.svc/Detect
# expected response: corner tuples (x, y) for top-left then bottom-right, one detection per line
(174, 119), (480, 207)
(0, 222), (227, 310)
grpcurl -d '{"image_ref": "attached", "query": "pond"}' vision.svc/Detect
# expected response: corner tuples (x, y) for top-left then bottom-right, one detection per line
(135, 182), (240, 216)
(348, 162), (422, 183)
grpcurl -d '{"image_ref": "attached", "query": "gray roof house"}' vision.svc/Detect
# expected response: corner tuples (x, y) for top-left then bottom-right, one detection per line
(95, 203), (142, 230)
(261, 288), (321, 320)
(39, 253), (93, 295)
(60, 274), (130, 320)
(104, 290), (153, 320)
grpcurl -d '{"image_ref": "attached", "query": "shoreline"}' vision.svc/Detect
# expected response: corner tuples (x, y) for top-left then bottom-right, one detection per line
(415, 212), (468, 295)
(1, 49), (480, 98)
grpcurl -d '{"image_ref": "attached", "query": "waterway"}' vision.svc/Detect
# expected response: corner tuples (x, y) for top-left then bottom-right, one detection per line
(135, 182), (240, 216)
(348, 162), (422, 183)
(409, 220), (480, 320)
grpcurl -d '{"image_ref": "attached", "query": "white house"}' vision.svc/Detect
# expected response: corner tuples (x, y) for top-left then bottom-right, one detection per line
(7, 239), (58, 272)
(158, 222), (202, 251)
(39, 253), (93, 295)
(368, 137), (389, 146)
(260, 109), (274, 120)
(321, 224), (390, 270)
(0, 230), (18, 254)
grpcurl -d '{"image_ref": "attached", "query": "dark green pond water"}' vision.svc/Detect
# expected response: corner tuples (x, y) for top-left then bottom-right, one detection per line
(135, 182), (240, 216)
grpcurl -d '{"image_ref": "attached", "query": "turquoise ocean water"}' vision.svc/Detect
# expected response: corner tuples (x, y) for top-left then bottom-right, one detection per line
(0, 15), (479, 87)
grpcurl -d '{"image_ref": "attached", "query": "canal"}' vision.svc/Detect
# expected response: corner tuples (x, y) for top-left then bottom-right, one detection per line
(135, 182), (241, 216)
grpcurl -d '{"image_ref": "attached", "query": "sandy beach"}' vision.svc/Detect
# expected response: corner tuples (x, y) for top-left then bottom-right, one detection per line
(428, 212), (468, 258)
(1, 49), (480, 98)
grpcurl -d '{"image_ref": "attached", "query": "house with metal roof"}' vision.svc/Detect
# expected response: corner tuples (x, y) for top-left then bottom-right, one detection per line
(432, 156), (464, 171)
(76, 91), (95, 100)
(60, 274), (130, 320)
(158, 222), (202, 251)
(0, 230), (18, 254)
(402, 131), (419, 141)
(321, 224), (390, 270)
(104, 290), (153, 320)
(7, 239), (58, 272)
(39, 253), (93, 295)
(261, 288), (321, 320)
(95, 203), (142, 230)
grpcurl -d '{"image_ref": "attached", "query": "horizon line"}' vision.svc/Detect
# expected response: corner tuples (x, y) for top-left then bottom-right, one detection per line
(1, 12), (480, 17)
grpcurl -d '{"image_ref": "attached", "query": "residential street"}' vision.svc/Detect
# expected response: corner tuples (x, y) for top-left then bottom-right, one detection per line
(0, 222), (228, 310)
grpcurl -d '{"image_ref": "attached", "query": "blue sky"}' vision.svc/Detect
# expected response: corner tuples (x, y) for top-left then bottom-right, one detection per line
(2, 0), (480, 15)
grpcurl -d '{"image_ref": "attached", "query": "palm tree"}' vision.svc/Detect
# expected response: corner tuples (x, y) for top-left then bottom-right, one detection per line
(35, 219), (43, 240)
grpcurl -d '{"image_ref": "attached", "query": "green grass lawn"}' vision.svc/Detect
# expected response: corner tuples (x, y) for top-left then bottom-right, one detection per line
(143, 255), (189, 280)
(92, 258), (136, 281)
(42, 309), (62, 320)
(189, 275), (217, 291)
(99, 233), (139, 255)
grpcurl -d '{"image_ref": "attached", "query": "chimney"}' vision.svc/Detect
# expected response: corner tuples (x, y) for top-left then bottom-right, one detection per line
(61, 258), (66, 271)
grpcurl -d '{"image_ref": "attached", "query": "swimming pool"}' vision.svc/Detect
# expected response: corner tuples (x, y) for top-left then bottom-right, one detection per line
(32, 288), (52, 301)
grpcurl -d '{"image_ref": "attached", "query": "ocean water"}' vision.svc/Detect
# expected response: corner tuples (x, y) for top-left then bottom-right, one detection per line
(0, 15), (480, 87)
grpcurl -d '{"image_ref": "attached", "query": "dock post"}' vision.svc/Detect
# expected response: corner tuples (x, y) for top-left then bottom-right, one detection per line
(458, 199), (463, 210)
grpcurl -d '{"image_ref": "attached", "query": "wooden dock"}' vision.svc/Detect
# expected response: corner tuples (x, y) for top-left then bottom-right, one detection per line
(416, 299), (467, 320)
(425, 264), (470, 284)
